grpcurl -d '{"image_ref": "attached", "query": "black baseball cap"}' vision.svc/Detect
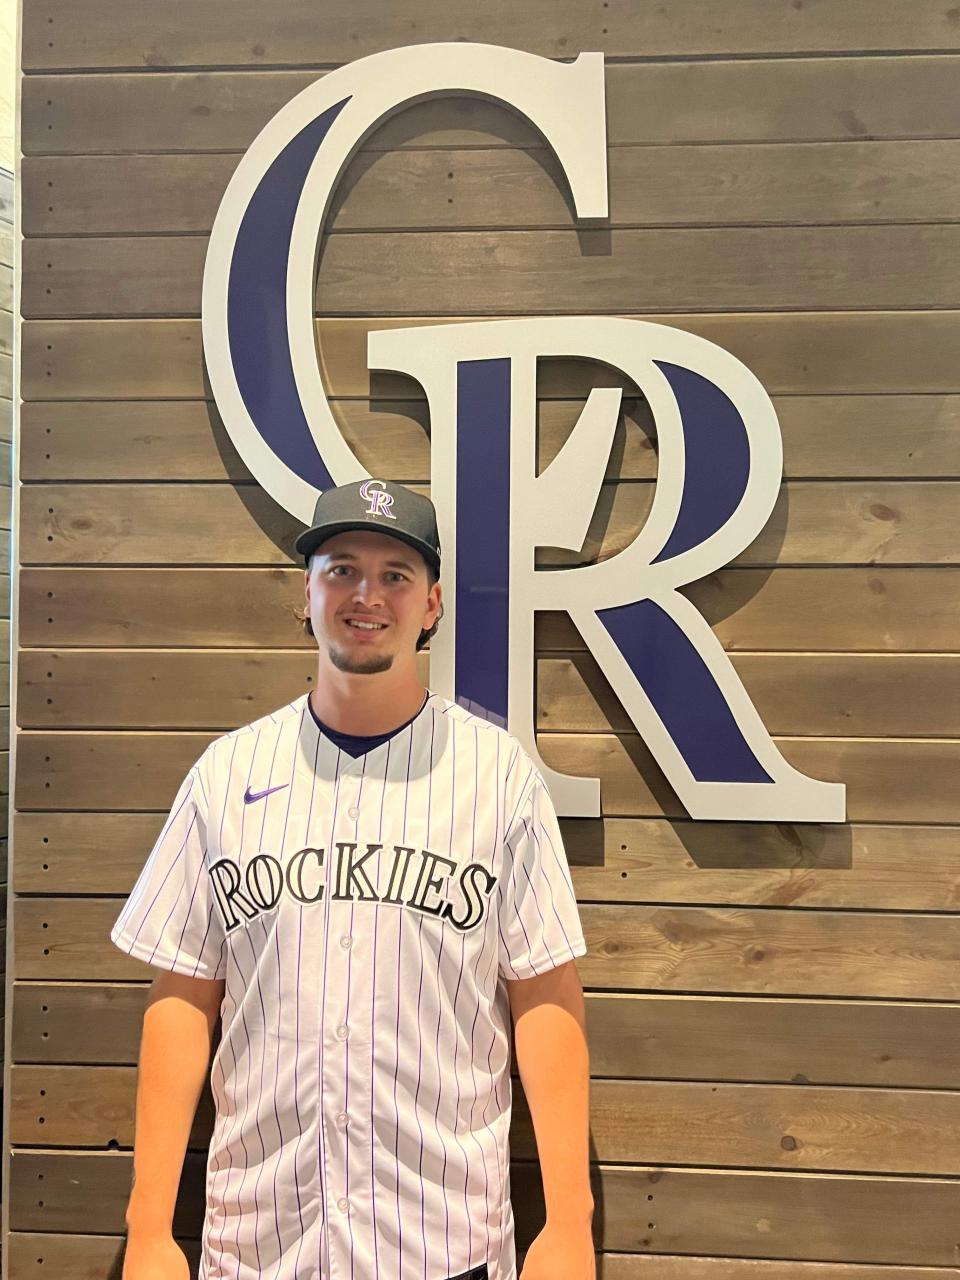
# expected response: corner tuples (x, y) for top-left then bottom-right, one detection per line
(294, 479), (441, 576)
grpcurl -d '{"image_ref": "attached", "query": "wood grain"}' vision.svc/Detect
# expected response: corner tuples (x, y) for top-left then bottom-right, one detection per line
(12, 729), (960, 822)
(6, 1234), (958, 1280)
(21, 0), (960, 69)
(20, 226), (960, 317)
(12, 981), (960, 1088)
(17, 395), (960, 481)
(540, 652), (960, 738)
(17, 480), (960, 567)
(16, 896), (960, 997)
(13, 13), (960, 1272)
(13, 807), (960, 910)
(10, 1151), (960, 1264)
(14, 1063), (960, 1176)
(22, 140), (960, 234)
(23, 313), (960, 400)
(18, 566), (960, 652)
(14, 648), (960, 737)
(20, 58), (960, 154)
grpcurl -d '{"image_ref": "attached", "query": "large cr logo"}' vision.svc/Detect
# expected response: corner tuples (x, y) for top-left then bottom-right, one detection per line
(202, 43), (845, 822)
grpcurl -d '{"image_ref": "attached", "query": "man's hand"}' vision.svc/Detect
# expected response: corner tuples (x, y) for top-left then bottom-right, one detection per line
(122, 1230), (191, 1279)
(519, 1219), (597, 1279)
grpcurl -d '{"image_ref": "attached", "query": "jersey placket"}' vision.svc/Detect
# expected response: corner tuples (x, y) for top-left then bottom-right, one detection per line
(320, 755), (373, 1280)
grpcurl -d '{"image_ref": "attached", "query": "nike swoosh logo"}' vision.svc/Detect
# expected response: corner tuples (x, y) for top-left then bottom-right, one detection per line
(244, 783), (289, 805)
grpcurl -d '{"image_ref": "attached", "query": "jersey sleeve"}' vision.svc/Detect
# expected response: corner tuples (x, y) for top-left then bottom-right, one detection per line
(497, 763), (588, 980)
(109, 756), (227, 980)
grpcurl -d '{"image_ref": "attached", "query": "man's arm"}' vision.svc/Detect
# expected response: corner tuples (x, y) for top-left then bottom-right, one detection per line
(507, 959), (594, 1236)
(125, 970), (224, 1242)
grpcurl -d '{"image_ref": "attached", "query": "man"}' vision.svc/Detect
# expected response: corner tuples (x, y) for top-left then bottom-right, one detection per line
(111, 478), (595, 1280)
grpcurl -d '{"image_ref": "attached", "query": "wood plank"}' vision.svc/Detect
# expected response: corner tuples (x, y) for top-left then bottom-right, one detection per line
(18, 566), (960, 652)
(17, 480), (960, 567)
(0, 349), (11, 397)
(15, 895), (960, 997)
(0, 219), (13, 266)
(14, 980), (960, 1089)
(13, 1063), (960, 1177)
(15, 648), (960, 738)
(11, 727), (960, 821)
(20, 58), (960, 154)
(10, 1064), (215, 1148)
(20, 226), (960, 317)
(18, 394), (960, 481)
(21, 0), (960, 69)
(8, 1149), (207, 1235)
(23, 313), (960, 400)
(541, 653), (960, 738)
(520, 1081), (960, 1176)
(8, 1234), (201, 1280)
(14, 805), (960, 911)
(10, 1151), (960, 1265)
(542, 732), (960, 825)
(12, 981), (153, 1063)
(5, 1237), (957, 1280)
(22, 140), (960, 235)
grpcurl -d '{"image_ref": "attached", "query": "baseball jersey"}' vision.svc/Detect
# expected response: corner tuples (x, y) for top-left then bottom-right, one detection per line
(110, 688), (587, 1280)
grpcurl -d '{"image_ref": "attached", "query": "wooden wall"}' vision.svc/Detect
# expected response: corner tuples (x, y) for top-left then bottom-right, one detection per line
(9, 2), (960, 1276)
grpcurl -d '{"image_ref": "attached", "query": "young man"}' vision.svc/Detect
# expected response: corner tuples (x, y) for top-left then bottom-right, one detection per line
(111, 478), (595, 1280)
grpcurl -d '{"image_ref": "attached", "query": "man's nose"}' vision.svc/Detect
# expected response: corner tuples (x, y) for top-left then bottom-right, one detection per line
(351, 577), (385, 604)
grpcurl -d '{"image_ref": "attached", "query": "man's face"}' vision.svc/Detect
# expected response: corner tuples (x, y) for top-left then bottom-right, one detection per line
(304, 529), (442, 676)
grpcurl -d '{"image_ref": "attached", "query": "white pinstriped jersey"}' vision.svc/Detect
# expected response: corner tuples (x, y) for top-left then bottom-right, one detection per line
(110, 689), (587, 1280)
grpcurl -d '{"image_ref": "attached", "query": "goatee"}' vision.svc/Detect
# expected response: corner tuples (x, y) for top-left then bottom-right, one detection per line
(327, 644), (394, 675)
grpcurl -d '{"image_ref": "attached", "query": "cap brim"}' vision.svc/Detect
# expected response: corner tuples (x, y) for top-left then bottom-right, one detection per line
(295, 521), (440, 574)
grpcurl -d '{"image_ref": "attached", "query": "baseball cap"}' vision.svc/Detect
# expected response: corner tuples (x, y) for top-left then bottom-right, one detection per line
(294, 479), (441, 576)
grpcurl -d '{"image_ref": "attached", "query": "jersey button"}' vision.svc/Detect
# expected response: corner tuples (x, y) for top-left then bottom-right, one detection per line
(336, 1111), (348, 1127)
(336, 1023), (349, 1040)
(340, 934), (352, 950)
(347, 806), (359, 819)
(337, 1197), (350, 1213)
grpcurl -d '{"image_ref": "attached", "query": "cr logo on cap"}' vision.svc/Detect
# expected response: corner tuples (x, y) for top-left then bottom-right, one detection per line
(359, 478), (397, 520)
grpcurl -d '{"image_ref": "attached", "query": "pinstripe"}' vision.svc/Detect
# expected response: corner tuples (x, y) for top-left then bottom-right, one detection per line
(466, 725), (491, 1264)
(109, 691), (587, 1280)
(210, 737), (241, 1270)
(531, 819), (580, 949)
(318, 745), (344, 1280)
(275, 708), (307, 1255)
(121, 801), (197, 946)
(413, 725), (430, 1280)
(345, 751), (367, 1280)
(482, 732), (506, 1265)
(390, 720), (415, 1279)
(447, 726), (474, 1261)
(426, 710), (452, 1280)
(233, 731), (266, 1270)
(112, 773), (195, 936)
(191, 899), (218, 978)
(369, 735), (391, 1280)
(291, 717), (323, 1280)
(252, 721), (287, 1265)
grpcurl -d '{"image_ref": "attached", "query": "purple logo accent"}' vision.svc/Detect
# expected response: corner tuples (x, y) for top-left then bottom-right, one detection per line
(359, 478), (397, 520)
(244, 782), (289, 805)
